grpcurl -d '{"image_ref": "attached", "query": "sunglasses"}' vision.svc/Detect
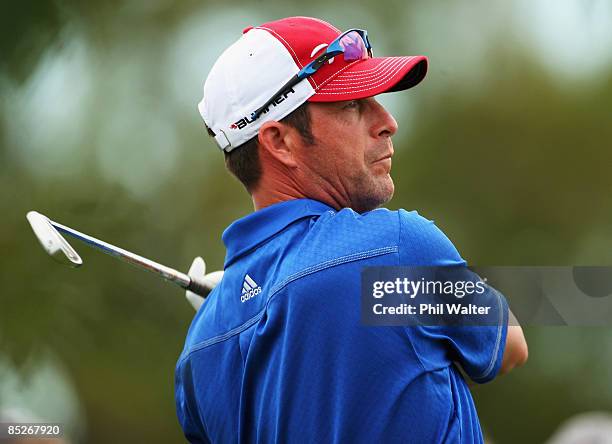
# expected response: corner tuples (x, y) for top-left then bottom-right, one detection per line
(250, 29), (372, 120)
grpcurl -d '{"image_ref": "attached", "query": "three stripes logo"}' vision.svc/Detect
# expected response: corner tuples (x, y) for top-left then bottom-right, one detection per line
(240, 274), (262, 303)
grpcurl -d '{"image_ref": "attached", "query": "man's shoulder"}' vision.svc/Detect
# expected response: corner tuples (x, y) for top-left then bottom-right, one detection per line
(296, 208), (454, 252)
(394, 209), (465, 266)
(311, 206), (465, 266)
(306, 206), (438, 247)
(297, 206), (462, 262)
(283, 206), (462, 274)
(300, 206), (400, 256)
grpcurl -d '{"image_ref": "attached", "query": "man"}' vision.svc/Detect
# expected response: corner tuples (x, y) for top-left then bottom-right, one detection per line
(176, 16), (528, 443)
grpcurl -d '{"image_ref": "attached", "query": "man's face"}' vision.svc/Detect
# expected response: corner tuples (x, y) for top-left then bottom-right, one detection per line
(293, 97), (398, 213)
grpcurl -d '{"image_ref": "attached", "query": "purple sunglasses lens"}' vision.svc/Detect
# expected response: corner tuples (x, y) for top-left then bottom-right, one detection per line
(339, 31), (368, 62)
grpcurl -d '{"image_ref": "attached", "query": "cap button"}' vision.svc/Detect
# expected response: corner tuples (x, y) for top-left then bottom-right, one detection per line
(242, 26), (254, 34)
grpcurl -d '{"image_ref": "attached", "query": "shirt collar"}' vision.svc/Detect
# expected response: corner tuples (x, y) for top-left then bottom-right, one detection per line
(222, 198), (334, 267)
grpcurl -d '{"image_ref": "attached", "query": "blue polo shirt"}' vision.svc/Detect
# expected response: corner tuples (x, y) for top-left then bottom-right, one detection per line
(175, 199), (508, 443)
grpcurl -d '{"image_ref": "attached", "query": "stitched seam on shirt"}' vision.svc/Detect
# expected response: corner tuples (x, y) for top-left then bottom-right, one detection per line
(179, 245), (398, 364)
(397, 211), (430, 374)
(178, 314), (262, 366)
(473, 287), (505, 380)
(269, 246), (398, 295)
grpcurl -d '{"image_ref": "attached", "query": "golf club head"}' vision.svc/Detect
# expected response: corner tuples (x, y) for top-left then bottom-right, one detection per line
(26, 211), (83, 267)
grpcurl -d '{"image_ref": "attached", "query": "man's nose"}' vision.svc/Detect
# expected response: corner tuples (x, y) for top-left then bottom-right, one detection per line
(370, 99), (398, 138)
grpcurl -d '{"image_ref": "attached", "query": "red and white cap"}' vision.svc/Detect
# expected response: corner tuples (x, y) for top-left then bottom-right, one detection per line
(199, 16), (428, 152)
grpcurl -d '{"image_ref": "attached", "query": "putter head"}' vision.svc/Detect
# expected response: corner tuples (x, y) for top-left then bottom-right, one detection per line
(26, 211), (83, 267)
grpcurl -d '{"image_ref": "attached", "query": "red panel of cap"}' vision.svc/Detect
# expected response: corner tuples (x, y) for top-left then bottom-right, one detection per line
(255, 17), (428, 102)
(255, 17), (342, 91)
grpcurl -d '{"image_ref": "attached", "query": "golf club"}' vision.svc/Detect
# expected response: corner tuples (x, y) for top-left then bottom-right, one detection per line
(26, 211), (214, 298)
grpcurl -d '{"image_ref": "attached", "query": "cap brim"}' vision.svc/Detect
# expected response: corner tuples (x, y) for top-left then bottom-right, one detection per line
(308, 55), (428, 102)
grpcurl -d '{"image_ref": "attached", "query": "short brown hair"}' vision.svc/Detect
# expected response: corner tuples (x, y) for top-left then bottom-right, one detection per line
(207, 102), (314, 192)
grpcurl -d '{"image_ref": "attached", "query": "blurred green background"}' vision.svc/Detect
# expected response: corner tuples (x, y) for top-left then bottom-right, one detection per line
(1, 1), (611, 443)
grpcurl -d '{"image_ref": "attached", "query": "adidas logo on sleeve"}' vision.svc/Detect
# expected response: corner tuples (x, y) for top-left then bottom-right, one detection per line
(241, 274), (262, 303)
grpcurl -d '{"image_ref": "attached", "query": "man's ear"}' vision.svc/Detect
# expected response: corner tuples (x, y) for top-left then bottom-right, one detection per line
(257, 121), (300, 168)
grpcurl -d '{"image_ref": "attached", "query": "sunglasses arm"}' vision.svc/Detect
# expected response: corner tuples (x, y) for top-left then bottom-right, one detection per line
(251, 74), (301, 120)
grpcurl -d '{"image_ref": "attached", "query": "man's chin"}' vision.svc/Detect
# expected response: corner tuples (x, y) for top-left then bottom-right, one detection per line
(380, 181), (395, 207)
(378, 175), (395, 204)
(355, 178), (394, 213)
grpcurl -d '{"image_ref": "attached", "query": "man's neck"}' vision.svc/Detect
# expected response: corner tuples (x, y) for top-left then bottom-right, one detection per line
(252, 191), (305, 211)
(251, 186), (347, 212)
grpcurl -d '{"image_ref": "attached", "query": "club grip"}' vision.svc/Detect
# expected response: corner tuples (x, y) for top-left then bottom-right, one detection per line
(186, 276), (214, 298)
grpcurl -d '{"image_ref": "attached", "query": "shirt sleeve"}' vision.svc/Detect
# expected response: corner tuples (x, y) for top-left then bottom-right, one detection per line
(398, 209), (509, 383)
(409, 289), (509, 383)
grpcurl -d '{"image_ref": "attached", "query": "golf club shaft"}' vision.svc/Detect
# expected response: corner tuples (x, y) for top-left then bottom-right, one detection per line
(50, 220), (192, 289)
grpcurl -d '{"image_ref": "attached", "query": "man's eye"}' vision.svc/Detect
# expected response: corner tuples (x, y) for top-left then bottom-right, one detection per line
(344, 100), (360, 109)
